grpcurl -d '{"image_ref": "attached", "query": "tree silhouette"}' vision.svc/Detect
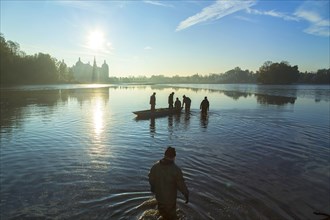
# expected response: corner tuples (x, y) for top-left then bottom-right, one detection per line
(257, 61), (300, 84)
(1, 33), (73, 85)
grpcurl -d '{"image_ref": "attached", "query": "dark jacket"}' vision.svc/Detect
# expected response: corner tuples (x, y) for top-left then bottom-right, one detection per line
(150, 94), (156, 105)
(168, 93), (174, 105)
(183, 97), (191, 106)
(175, 100), (181, 110)
(148, 158), (189, 205)
(200, 99), (209, 111)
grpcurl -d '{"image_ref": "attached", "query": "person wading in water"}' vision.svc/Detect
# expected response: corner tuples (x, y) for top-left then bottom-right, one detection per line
(200, 96), (209, 115)
(148, 147), (189, 219)
(182, 95), (191, 113)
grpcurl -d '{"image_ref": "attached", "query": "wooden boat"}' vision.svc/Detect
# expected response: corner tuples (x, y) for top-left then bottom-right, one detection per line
(133, 108), (182, 118)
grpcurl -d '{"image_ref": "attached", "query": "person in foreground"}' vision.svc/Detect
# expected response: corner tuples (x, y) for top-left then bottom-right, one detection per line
(148, 147), (189, 220)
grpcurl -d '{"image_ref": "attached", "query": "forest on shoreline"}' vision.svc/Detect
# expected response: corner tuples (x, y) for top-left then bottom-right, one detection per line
(1, 33), (329, 86)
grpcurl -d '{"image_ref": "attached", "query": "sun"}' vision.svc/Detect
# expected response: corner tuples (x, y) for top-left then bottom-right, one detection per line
(87, 30), (105, 50)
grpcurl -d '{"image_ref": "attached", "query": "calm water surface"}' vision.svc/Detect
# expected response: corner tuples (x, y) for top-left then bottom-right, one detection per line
(0, 84), (329, 220)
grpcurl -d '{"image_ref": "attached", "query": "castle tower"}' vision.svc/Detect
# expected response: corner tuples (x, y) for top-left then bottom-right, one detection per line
(101, 60), (109, 80)
(92, 57), (98, 83)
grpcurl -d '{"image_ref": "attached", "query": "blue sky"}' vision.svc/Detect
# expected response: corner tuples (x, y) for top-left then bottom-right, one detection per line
(1, 0), (329, 77)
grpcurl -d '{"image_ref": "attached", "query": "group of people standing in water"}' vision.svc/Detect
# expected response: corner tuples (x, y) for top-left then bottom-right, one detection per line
(150, 92), (209, 115)
(167, 92), (192, 113)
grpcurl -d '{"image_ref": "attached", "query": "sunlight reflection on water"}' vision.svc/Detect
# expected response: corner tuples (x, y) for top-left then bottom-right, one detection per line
(92, 96), (105, 137)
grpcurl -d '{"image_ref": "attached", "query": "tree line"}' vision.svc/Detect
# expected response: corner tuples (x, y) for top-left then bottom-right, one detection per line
(1, 33), (74, 85)
(1, 33), (329, 85)
(109, 64), (329, 84)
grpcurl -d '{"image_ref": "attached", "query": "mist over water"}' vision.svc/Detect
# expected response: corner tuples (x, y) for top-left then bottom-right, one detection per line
(1, 84), (329, 219)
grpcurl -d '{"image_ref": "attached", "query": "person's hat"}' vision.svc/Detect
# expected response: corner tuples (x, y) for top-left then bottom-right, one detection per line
(165, 146), (176, 158)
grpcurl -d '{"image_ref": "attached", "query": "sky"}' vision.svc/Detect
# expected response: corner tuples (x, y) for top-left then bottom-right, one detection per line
(1, 0), (329, 77)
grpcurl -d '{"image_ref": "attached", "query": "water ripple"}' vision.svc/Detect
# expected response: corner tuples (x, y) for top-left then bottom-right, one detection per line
(1, 85), (329, 219)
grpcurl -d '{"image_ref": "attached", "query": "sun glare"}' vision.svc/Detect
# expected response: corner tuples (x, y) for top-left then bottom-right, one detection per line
(87, 30), (105, 50)
(93, 97), (104, 137)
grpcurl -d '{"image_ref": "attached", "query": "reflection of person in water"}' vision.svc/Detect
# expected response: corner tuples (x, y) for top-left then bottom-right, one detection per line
(148, 147), (189, 220)
(182, 95), (191, 113)
(168, 92), (174, 109)
(200, 96), (209, 115)
(174, 97), (181, 111)
(150, 117), (155, 134)
(150, 92), (156, 111)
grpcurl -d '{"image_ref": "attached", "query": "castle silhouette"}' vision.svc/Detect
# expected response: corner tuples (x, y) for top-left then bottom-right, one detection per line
(73, 57), (109, 83)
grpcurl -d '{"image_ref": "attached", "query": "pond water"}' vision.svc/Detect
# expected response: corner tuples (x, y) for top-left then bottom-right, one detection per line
(0, 84), (329, 219)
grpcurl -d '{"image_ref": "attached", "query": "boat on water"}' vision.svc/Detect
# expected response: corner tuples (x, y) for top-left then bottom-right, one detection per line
(133, 108), (182, 118)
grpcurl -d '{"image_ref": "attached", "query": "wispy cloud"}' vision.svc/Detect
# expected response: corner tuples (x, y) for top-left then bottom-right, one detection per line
(246, 1), (329, 37)
(294, 1), (330, 37)
(175, 0), (329, 37)
(176, 0), (256, 31)
(144, 1), (174, 8)
(246, 8), (299, 21)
